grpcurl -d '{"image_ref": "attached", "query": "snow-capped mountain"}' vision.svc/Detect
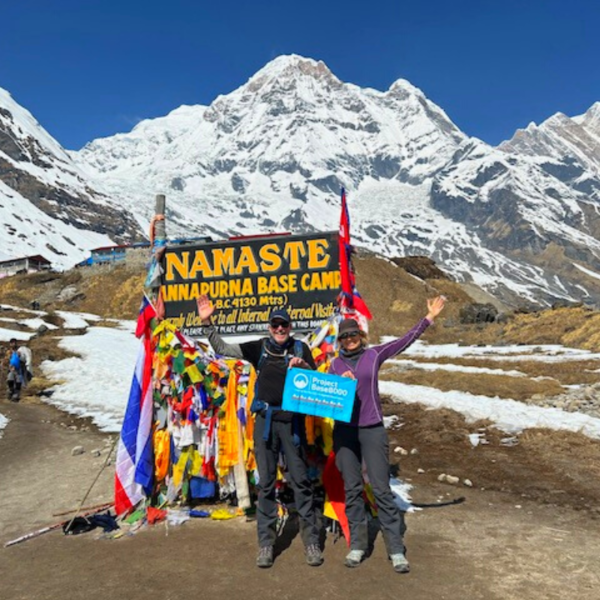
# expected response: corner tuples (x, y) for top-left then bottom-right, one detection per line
(0, 88), (140, 267)
(72, 55), (600, 306)
(4, 54), (600, 307)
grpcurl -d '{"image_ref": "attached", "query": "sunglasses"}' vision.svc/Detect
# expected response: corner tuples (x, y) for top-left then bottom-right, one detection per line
(339, 331), (360, 340)
(270, 320), (290, 330)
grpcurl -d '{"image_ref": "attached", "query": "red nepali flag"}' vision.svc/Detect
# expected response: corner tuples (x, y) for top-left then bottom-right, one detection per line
(338, 188), (372, 320)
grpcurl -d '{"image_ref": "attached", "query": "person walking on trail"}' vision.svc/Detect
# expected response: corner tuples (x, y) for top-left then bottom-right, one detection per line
(5, 338), (32, 402)
(328, 296), (446, 574)
(196, 294), (323, 569)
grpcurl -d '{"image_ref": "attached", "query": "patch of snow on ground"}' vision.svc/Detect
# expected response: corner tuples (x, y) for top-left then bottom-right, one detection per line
(0, 327), (34, 342)
(18, 317), (58, 330)
(0, 304), (47, 316)
(41, 326), (139, 432)
(55, 311), (101, 329)
(379, 381), (600, 440)
(381, 339), (600, 363)
(0, 413), (8, 439)
(390, 478), (417, 512)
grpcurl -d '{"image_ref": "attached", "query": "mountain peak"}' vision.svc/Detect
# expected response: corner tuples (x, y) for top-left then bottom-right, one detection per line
(388, 78), (423, 97)
(245, 54), (340, 92)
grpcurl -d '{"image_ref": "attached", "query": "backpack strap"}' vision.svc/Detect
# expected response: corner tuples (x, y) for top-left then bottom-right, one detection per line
(293, 339), (304, 360)
(256, 338), (268, 371)
(251, 338), (304, 440)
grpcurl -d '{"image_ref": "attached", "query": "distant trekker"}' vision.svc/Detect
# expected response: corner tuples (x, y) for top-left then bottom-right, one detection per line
(5, 338), (33, 402)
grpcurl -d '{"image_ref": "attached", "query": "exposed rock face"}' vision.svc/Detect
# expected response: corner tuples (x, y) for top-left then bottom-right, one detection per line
(391, 256), (451, 281)
(459, 303), (499, 324)
(0, 88), (141, 267)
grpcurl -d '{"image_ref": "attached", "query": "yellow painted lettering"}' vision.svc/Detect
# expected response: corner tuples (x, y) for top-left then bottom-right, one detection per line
(235, 246), (259, 275)
(212, 247), (235, 277)
(307, 239), (330, 269)
(165, 252), (189, 281)
(283, 241), (306, 271)
(259, 243), (282, 272)
(189, 250), (213, 279)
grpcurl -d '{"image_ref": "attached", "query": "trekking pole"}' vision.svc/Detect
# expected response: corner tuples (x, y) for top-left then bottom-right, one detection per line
(63, 434), (120, 534)
(52, 501), (114, 518)
(4, 504), (115, 548)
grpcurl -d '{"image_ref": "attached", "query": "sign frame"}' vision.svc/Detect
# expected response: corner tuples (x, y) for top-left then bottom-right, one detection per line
(160, 231), (341, 337)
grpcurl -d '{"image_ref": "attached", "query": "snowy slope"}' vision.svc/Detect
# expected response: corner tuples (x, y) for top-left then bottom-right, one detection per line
(0, 88), (140, 267)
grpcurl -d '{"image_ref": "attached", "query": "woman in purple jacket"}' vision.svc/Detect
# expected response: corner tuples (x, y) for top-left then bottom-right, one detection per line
(329, 296), (445, 573)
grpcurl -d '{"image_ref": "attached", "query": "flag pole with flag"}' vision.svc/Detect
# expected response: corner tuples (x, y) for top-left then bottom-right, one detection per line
(114, 296), (156, 516)
(115, 195), (166, 516)
(338, 187), (372, 322)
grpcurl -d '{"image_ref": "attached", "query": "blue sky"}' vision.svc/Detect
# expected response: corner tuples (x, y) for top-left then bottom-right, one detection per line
(2, 0), (598, 150)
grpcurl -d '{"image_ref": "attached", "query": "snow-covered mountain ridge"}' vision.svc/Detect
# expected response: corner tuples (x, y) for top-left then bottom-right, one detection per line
(3, 55), (600, 306)
(0, 88), (141, 267)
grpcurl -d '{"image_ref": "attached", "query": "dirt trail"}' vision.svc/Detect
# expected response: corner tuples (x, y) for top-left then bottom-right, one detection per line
(1, 398), (599, 600)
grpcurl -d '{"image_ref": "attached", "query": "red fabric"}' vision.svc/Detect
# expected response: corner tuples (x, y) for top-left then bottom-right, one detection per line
(135, 298), (157, 338)
(338, 189), (372, 320)
(323, 452), (351, 546)
(338, 189), (353, 297)
(146, 506), (167, 525)
(114, 474), (133, 516)
(172, 387), (194, 417)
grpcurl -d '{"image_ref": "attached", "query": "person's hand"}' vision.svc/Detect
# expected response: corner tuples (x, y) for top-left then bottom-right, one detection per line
(196, 294), (215, 324)
(426, 295), (446, 322)
(341, 370), (356, 379)
(289, 356), (308, 369)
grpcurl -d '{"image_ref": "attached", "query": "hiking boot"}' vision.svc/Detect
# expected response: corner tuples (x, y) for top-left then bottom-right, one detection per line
(390, 552), (410, 574)
(256, 546), (274, 568)
(305, 543), (324, 567)
(344, 549), (365, 568)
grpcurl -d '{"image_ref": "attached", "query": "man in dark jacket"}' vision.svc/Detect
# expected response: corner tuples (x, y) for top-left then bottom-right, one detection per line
(196, 294), (323, 568)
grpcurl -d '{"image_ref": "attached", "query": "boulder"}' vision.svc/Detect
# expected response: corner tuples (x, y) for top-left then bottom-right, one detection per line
(459, 303), (498, 324)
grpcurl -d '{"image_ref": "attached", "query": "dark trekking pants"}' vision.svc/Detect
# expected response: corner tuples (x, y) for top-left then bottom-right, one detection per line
(253, 414), (320, 548)
(7, 371), (21, 401)
(333, 422), (406, 555)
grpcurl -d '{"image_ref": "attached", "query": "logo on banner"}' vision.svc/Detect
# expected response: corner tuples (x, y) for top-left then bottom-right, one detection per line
(293, 372), (309, 389)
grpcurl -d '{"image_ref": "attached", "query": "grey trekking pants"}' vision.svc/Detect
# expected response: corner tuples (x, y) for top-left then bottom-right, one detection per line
(253, 414), (320, 548)
(6, 370), (21, 400)
(333, 422), (406, 555)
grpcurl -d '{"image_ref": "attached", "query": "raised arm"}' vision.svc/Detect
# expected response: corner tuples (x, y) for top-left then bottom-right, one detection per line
(374, 296), (445, 366)
(197, 294), (244, 359)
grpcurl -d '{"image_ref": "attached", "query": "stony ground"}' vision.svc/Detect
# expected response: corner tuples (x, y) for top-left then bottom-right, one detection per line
(1, 397), (599, 600)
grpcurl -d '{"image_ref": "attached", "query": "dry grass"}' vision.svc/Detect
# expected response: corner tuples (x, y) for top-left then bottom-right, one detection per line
(73, 268), (145, 319)
(380, 365), (564, 400)
(442, 306), (600, 351)
(0, 265), (145, 320)
(354, 256), (473, 342)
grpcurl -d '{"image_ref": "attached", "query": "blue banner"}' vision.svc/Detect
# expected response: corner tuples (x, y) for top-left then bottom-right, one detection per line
(282, 368), (357, 423)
